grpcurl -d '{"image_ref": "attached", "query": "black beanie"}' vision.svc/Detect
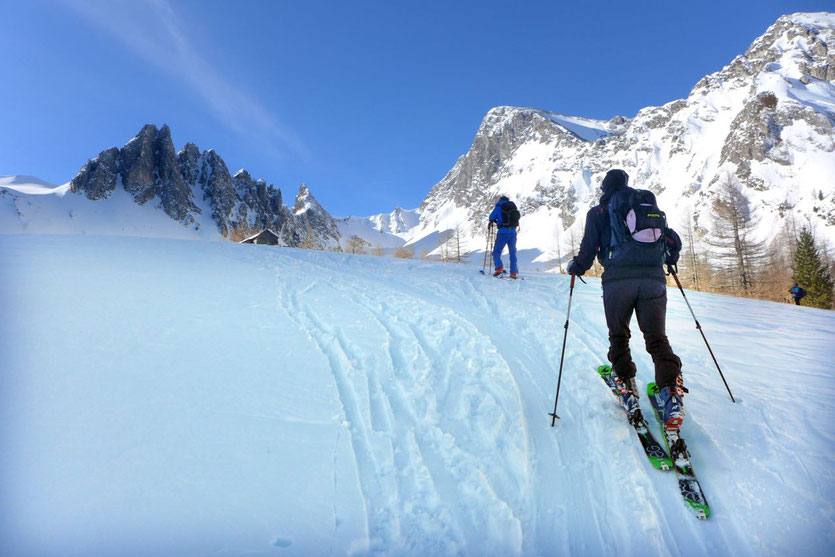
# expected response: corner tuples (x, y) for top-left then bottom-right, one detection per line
(601, 169), (628, 194)
(499, 195), (509, 202)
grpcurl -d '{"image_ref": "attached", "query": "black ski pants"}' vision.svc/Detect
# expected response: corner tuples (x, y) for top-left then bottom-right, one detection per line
(602, 278), (682, 389)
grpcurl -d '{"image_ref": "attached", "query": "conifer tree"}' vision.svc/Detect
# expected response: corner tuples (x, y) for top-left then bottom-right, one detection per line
(792, 227), (833, 309)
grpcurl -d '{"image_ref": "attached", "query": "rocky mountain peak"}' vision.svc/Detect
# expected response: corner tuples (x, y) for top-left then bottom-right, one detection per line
(179, 142), (200, 161)
(292, 183), (313, 213)
(695, 12), (834, 95)
(412, 12), (835, 258)
(747, 13), (833, 73)
(291, 183), (340, 246)
(177, 142), (202, 184)
(65, 124), (342, 247)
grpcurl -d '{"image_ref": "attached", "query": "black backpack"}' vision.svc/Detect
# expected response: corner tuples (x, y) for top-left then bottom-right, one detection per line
(797, 287), (807, 299)
(605, 187), (668, 267)
(500, 201), (521, 228)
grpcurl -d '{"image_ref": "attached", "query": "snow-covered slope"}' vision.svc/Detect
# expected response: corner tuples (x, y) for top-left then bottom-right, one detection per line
(408, 13), (835, 263)
(0, 175), (220, 239)
(0, 175), (62, 193)
(2, 235), (833, 555)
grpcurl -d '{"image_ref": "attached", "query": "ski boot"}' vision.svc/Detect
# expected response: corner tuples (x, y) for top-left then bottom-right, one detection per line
(612, 374), (641, 425)
(657, 382), (685, 432)
(492, 267), (504, 277)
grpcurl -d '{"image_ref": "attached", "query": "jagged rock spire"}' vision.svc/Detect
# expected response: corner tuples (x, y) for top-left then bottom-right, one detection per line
(68, 124), (342, 246)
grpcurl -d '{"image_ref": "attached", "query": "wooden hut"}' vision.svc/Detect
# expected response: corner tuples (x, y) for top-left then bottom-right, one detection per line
(240, 229), (280, 245)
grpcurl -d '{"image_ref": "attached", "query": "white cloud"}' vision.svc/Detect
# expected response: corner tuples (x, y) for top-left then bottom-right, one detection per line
(59, 0), (309, 160)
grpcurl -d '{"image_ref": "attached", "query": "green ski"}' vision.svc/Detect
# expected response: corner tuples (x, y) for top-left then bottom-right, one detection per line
(597, 365), (673, 471)
(647, 381), (711, 520)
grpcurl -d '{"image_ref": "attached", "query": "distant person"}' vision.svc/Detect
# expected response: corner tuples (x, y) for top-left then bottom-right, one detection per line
(489, 196), (520, 279)
(566, 169), (686, 430)
(789, 282), (807, 305)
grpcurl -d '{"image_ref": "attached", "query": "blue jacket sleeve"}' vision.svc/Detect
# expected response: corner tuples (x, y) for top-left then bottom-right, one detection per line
(489, 203), (502, 224)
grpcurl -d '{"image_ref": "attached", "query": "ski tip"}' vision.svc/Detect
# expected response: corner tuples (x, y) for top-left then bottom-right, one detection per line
(692, 505), (710, 520)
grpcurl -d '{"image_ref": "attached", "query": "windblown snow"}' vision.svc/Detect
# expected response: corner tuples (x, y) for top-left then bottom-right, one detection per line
(1, 235), (833, 556)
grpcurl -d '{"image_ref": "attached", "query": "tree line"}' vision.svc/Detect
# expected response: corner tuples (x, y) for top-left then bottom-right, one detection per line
(573, 175), (834, 309)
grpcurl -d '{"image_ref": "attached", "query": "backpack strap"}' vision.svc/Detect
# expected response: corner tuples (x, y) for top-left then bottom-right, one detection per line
(607, 188), (633, 248)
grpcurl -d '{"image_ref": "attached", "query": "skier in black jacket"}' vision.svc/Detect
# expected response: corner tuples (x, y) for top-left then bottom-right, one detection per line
(567, 169), (685, 430)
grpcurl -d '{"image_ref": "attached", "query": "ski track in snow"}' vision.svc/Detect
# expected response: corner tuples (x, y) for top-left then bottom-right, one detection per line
(261, 247), (828, 556)
(265, 249), (732, 556)
(271, 252), (527, 555)
(3, 236), (834, 556)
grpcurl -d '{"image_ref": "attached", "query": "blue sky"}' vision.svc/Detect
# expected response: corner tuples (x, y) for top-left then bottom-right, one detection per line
(1, 0), (830, 216)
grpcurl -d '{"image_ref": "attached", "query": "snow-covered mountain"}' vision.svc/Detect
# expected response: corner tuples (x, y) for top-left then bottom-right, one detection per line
(405, 12), (835, 262)
(335, 207), (421, 251)
(2, 234), (833, 554)
(2, 13), (833, 264)
(0, 125), (341, 247)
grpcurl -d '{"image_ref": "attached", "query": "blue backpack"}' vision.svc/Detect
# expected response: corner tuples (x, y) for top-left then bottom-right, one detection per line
(605, 187), (668, 267)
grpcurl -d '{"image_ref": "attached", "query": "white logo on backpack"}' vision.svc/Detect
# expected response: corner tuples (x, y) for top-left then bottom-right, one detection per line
(627, 204), (663, 243)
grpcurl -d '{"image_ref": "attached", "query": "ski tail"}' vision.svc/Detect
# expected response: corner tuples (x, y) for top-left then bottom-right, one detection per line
(647, 381), (711, 520)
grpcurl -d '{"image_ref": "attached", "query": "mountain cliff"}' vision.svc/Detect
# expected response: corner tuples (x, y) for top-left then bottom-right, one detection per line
(2, 13), (832, 261)
(408, 13), (835, 262)
(3, 125), (341, 247)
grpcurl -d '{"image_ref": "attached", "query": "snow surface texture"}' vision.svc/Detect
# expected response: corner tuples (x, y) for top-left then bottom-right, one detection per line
(1, 235), (833, 556)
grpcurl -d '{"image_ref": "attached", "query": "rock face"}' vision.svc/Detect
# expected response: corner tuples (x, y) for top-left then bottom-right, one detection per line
(292, 184), (341, 247)
(71, 147), (119, 201)
(70, 125), (340, 247)
(412, 13), (835, 256)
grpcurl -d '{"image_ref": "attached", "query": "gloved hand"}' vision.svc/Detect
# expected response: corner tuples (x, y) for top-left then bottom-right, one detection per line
(567, 260), (584, 276)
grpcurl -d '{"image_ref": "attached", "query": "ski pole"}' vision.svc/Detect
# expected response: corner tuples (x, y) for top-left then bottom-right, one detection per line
(489, 225), (495, 271)
(670, 270), (736, 403)
(549, 273), (576, 426)
(482, 223), (494, 274)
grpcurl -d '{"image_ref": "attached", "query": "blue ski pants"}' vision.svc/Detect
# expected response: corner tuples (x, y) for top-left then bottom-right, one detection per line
(492, 229), (518, 274)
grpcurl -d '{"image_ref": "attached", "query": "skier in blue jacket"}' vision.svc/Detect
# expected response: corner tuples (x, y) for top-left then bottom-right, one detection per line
(789, 282), (806, 305)
(489, 196), (519, 278)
